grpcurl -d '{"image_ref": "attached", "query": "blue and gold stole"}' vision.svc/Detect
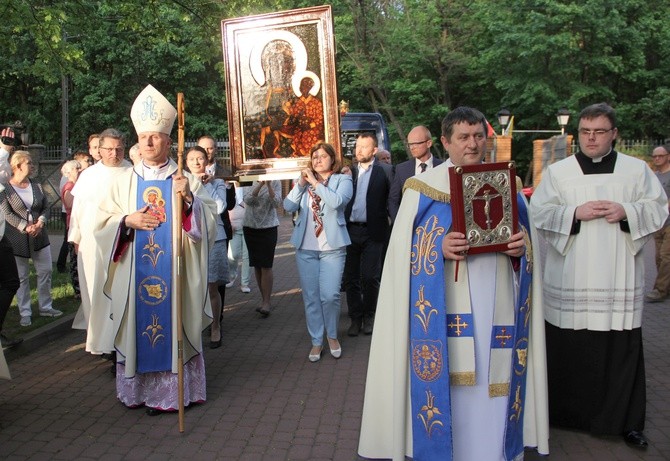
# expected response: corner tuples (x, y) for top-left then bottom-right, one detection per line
(135, 177), (173, 373)
(503, 193), (533, 460)
(408, 184), (533, 461)
(409, 193), (453, 461)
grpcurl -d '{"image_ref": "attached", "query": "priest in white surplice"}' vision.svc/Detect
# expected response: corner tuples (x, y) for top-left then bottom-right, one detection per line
(69, 128), (131, 354)
(530, 103), (667, 450)
(96, 85), (216, 415)
(359, 107), (549, 461)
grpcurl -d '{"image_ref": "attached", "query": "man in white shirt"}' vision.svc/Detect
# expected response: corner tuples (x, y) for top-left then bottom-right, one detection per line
(388, 125), (442, 221)
(531, 102), (667, 449)
(343, 133), (392, 336)
(69, 128), (132, 354)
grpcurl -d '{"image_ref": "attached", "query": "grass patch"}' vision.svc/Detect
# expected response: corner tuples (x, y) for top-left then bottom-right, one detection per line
(4, 264), (80, 339)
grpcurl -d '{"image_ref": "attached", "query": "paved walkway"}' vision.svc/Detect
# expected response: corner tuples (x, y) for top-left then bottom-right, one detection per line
(1, 216), (668, 460)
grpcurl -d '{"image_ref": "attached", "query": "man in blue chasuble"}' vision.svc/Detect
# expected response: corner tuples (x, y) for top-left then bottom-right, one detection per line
(358, 107), (549, 460)
(96, 85), (217, 415)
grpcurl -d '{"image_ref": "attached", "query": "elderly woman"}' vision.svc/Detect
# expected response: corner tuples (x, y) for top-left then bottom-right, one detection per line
(283, 142), (353, 361)
(243, 179), (282, 317)
(186, 146), (229, 349)
(0, 151), (62, 326)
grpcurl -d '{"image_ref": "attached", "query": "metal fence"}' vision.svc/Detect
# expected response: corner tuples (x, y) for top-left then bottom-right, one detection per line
(31, 136), (669, 231)
(570, 138), (668, 157)
(39, 139), (231, 162)
(36, 139), (231, 231)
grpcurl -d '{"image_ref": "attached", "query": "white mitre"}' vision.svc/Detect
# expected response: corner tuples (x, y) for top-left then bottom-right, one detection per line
(130, 84), (176, 135)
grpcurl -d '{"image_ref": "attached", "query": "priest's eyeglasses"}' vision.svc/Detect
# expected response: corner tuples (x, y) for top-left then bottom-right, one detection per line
(407, 140), (430, 148)
(578, 128), (613, 137)
(99, 146), (124, 154)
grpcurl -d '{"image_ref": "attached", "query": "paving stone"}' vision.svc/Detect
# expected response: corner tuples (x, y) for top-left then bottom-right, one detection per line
(0, 219), (667, 460)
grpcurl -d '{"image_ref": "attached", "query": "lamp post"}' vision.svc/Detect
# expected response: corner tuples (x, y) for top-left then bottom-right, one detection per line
(497, 108), (511, 136)
(496, 107), (571, 135)
(556, 108), (570, 135)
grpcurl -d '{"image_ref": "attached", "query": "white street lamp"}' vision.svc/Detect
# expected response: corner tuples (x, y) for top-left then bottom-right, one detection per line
(497, 108), (511, 135)
(556, 108), (570, 135)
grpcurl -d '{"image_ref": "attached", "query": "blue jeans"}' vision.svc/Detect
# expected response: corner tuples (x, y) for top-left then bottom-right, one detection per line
(295, 248), (346, 346)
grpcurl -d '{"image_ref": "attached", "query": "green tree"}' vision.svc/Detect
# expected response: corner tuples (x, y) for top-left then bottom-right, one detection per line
(2, 0), (668, 169)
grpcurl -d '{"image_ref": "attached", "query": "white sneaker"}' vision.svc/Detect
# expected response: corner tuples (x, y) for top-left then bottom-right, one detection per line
(225, 275), (237, 288)
(240, 286), (251, 293)
(20, 316), (31, 327)
(39, 308), (63, 318)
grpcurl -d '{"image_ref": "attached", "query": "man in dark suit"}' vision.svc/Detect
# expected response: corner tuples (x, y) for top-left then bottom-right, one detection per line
(388, 125), (442, 221)
(344, 133), (392, 336)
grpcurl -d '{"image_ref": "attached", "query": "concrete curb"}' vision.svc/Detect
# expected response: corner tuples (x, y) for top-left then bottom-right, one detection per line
(3, 313), (77, 361)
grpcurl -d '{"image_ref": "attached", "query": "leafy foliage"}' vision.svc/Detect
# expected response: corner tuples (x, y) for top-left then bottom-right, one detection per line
(2, 0), (669, 176)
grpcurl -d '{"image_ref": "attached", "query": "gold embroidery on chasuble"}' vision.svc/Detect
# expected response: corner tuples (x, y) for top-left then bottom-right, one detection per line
(519, 224), (532, 328)
(411, 215), (445, 276)
(143, 283), (163, 299)
(509, 383), (523, 422)
(142, 232), (165, 268)
(513, 337), (529, 377)
(516, 347), (528, 370)
(142, 312), (165, 347)
(521, 225), (532, 273)
(138, 229), (170, 349)
(447, 314), (469, 336)
(451, 372), (476, 386)
(414, 285), (438, 333)
(418, 389), (445, 437)
(403, 177), (452, 203)
(138, 275), (169, 306)
(489, 382), (510, 397)
(412, 341), (444, 382)
(522, 290), (531, 329)
(495, 327), (513, 346)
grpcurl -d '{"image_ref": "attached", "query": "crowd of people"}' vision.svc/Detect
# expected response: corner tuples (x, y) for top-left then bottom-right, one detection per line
(0, 95), (667, 458)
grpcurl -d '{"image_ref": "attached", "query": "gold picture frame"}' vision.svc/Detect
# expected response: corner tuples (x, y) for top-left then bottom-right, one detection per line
(221, 5), (340, 181)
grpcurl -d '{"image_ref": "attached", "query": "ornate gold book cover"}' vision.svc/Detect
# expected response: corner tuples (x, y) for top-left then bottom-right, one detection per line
(449, 162), (518, 255)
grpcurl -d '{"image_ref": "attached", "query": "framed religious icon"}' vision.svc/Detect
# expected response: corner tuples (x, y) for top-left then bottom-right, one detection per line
(222, 5), (341, 181)
(449, 162), (519, 254)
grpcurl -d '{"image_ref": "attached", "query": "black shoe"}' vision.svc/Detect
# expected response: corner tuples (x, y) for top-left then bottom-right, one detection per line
(0, 333), (23, 348)
(210, 339), (222, 349)
(145, 407), (166, 416)
(347, 319), (362, 337)
(363, 317), (374, 335)
(623, 430), (648, 449)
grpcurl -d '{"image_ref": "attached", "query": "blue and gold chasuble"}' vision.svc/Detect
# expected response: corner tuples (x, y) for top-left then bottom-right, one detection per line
(408, 186), (533, 461)
(134, 177), (173, 373)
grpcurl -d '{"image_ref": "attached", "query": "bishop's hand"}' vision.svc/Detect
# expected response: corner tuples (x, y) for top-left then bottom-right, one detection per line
(125, 206), (160, 231)
(173, 174), (193, 204)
